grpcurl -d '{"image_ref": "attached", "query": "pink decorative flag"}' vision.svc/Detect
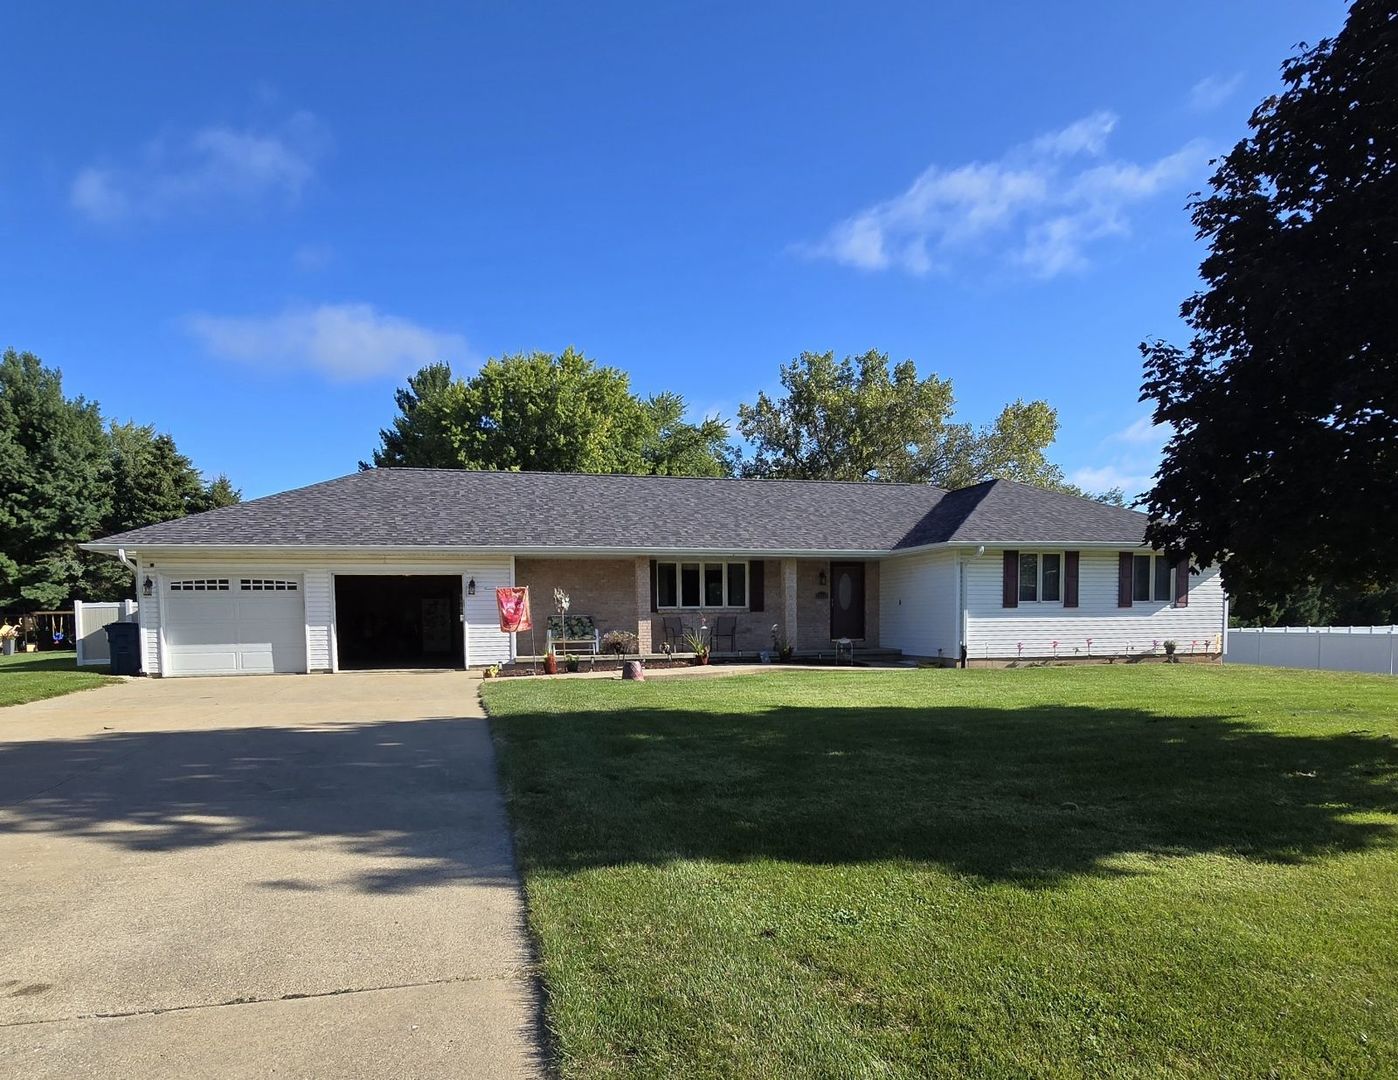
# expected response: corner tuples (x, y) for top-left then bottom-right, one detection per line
(496, 586), (532, 633)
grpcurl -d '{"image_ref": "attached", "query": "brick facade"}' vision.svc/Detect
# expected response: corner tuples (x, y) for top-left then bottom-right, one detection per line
(515, 554), (880, 657)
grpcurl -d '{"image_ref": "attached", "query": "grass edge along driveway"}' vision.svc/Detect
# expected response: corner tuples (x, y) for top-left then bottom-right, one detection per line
(485, 665), (1398, 1079)
(0, 652), (117, 708)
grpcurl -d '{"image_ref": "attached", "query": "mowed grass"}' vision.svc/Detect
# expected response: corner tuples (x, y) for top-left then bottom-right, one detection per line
(484, 665), (1398, 1079)
(0, 651), (116, 707)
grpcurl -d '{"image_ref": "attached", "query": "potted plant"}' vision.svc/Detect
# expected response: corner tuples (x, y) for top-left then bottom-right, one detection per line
(683, 628), (711, 666)
(1163, 639), (1178, 663)
(0, 621), (16, 657)
(483, 663), (501, 679)
(565, 655), (580, 673)
(543, 649), (559, 675)
(771, 623), (794, 663)
(601, 630), (643, 680)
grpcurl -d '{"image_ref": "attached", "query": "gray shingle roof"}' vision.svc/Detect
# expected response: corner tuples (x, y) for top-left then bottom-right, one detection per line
(895, 479), (1149, 547)
(87, 469), (1150, 552)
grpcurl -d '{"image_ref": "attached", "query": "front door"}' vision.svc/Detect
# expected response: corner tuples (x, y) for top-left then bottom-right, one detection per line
(829, 561), (866, 640)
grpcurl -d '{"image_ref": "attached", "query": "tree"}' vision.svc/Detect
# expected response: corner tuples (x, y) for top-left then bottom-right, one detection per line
(735, 350), (1074, 489)
(82, 424), (243, 599)
(0, 349), (109, 609)
(0, 349), (240, 609)
(1140, 0), (1397, 612)
(640, 392), (737, 477)
(367, 350), (737, 476)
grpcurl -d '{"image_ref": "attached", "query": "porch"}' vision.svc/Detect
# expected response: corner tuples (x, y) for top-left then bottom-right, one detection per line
(512, 556), (881, 660)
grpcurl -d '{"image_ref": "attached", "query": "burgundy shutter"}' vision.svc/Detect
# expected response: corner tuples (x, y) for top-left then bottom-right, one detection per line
(1174, 557), (1190, 607)
(749, 560), (765, 612)
(1117, 552), (1134, 608)
(1002, 551), (1019, 608)
(1063, 551), (1080, 608)
(649, 559), (658, 612)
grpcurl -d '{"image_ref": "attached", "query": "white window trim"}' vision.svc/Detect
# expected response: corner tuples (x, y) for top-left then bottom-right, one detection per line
(657, 560), (750, 610)
(1133, 553), (1174, 603)
(1017, 552), (1063, 604)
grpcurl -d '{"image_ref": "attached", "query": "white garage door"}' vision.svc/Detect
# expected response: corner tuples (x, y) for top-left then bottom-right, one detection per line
(163, 576), (307, 676)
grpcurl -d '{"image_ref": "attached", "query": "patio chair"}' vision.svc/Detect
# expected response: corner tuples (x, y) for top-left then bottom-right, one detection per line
(661, 616), (685, 651)
(712, 615), (738, 654)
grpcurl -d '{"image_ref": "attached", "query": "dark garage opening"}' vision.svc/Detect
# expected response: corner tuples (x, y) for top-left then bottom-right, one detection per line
(334, 575), (464, 670)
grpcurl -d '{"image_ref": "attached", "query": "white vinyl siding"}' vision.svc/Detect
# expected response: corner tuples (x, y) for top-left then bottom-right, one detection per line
(137, 552), (516, 675)
(303, 569), (333, 671)
(463, 557), (514, 667)
(878, 549), (959, 660)
(965, 549), (1226, 660)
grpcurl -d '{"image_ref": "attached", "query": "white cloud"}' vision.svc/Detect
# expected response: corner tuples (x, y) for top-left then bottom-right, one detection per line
(1069, 412), (1173, 500)
(1189, 73), (1243, 112)
(799, 111), (1208, 279)
(70, 111), (329, 224)
(185, 303), (469, 381)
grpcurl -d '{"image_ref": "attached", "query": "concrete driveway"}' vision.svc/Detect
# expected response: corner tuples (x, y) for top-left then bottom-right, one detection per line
(0, 672), (543, 1078)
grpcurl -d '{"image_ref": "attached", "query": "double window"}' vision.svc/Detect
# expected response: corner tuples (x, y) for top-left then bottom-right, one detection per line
(1018, 553), (1062, 603)
(656, 561), (748, 609)
(1133, 554), (1173, 602)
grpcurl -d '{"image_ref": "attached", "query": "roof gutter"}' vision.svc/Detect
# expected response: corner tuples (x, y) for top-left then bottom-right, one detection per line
(80, 542), (894, 560)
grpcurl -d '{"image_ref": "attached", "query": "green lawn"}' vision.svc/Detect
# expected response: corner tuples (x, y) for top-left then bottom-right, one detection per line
(0, 651), (117, 707)
(484, 666), (1398, 1079)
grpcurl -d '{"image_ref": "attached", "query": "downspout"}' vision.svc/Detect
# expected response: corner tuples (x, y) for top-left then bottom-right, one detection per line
(116, 547), (138, 589)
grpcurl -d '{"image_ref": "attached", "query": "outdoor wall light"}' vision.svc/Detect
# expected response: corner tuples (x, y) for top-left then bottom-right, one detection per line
(142, 576), (154, 597)
(467, 578), (476, 596)
(818, 569), (827, 587)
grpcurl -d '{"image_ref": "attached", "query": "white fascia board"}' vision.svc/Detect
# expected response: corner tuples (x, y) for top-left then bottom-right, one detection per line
(79, 542), (893, 560)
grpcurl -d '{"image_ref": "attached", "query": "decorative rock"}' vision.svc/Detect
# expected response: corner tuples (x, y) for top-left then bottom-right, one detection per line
(622, 660), (646, 681)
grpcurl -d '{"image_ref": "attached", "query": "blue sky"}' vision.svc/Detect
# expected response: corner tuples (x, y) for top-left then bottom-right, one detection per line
(1, 1), (1347, 498)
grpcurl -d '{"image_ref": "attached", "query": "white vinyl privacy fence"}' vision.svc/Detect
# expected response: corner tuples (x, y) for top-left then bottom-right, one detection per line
(1225, 625), (1396, 676)
(74, 600), (139, 666)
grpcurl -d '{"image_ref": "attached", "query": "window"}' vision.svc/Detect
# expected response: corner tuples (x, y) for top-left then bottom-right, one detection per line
(657, 563), (678, 607)
(240, 578), (298, 592)
(657, 561), (750, 609)
(1133, 554), (1173, 602)
(169, 578), (229, 591)
(1017, 553), (1062, 603)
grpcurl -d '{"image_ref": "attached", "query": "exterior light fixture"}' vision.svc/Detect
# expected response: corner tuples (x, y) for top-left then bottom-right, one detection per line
(467, 578), (476, 596)
(142, 576), (154, 597)
(818, 569), (827, 587)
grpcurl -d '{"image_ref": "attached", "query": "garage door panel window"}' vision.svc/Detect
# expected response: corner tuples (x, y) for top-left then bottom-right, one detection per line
(240, 578), (298, 591)
(170, 579), (230, 591)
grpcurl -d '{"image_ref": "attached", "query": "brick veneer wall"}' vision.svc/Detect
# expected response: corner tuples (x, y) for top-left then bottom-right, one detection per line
(517, 555), (879, 656)
(513, 558), (639, 649)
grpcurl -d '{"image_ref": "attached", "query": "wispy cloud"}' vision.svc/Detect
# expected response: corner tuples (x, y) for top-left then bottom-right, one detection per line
(798, 111), (1208, 279)
(185, 303), (469, 381)
(71, 111), (329, 224)
(1189, 73), (1243, 112)
(1069, 412), (1172, 500)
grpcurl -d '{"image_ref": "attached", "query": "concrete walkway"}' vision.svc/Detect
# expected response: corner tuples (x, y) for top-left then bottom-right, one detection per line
(0, 672), (543, 1079)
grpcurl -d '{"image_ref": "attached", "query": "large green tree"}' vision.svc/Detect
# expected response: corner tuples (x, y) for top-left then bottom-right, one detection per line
(0, 349), (240, 609)
(0, 349), (109, 609)
(367, 349), (735, 476)
(735, 350), (1076, 490)
(1140, 0), (1397, 614)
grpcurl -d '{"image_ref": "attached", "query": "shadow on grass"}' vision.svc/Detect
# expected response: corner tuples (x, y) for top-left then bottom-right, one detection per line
(1, 700), (1395, 891)
(0, 653), (86, 673)
(0, 716), (518, 894)
(491, 702), (1398, 886)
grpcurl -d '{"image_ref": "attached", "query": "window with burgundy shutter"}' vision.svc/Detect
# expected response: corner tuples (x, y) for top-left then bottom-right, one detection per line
(1002, 551), (1019, 608)
(1063, 551), (1079, 608)
(1174, 557), (1190, 607)
(1117, 552), (1134, 607)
